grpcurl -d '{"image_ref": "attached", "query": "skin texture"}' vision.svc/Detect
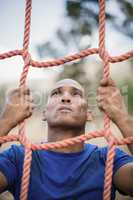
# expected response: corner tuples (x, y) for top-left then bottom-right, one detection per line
(0, 86), (35, 137)
(0, 78), (132, 196)
(43, 79), (92, 153)
(97, 78), (133, 154)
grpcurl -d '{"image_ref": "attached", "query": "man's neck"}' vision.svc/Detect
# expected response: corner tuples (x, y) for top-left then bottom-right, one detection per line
(47, 126), (85, 153)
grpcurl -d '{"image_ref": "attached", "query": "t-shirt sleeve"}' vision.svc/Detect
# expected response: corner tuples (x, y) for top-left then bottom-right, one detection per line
(0, 145), (20, 188)
(113, 148), (133, 174)
(100, 147), (133, 174)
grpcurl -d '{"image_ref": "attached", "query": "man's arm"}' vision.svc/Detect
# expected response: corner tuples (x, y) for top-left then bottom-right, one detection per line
(114, 114), (133, 154)
(97, 78), (133, 196)
(113, 163), (133, 196)
(0, 172), (8, 193)
(97, 78), (133, 154)
(0, 86), (35, 137)
(0, 118), (13, 137)
(113, 115), (133, 196)
(0, 86), (35, 192)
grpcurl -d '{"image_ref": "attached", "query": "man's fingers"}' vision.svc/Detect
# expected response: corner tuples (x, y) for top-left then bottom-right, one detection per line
(8, 87), (31, 99)
(19, 86), (30, 96)
(26, 102), (36, 110)
(24, 94), (34, 102)
(100, 78), (116, 87)
(97, 87), (108, 95)
(30, 103), (36, 110)
(100, 78), (108, 86)
(108, 78), (116, 87)
(97, 101), (105, 112)
(24, 102), (36, 117)
(96, 95), (104, 102)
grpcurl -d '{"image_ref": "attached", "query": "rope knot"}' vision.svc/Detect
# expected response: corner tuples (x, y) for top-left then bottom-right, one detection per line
(22, 50), (31, 66)
(19, 134), (31, 149)
(99, 49), (109, 62)
(104, 130), (116, 145)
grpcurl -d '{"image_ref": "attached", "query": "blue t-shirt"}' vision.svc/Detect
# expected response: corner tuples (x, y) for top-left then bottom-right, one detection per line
(0, 143), (132, 200)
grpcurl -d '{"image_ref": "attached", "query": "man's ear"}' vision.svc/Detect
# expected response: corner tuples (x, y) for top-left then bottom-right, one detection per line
(86, 109), (93, 121)
(42, 110), (46, 121)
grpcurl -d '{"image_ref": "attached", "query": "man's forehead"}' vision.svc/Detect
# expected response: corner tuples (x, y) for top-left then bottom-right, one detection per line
(51, 79), (84, 92)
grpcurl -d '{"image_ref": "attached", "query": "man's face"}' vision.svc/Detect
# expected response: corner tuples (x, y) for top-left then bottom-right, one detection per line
(45, 79), (88, 128)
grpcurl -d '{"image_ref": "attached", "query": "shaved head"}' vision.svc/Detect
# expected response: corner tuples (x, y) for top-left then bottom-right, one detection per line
(49, 79), (85, 98)
(55, 79), (84, 91)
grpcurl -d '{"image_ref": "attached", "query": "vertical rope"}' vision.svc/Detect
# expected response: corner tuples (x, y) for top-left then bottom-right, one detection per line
(0, 0), (132, 199)
(20, 147), (32, 200)
(103, 138), (116, 200)
(99, 0), (105, 57)
(19, 0), (32, 199)
(23, 0), (32, 50)
(98, 1), (116, 199)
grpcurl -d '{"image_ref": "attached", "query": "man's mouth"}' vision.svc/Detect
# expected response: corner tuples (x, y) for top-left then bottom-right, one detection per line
(58, 106), (72, 113)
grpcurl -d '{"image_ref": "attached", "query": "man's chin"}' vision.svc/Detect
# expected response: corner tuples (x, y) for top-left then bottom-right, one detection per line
(57, 120), (83, 128)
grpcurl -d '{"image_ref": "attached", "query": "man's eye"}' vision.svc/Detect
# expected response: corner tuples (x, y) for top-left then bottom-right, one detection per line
(51, 91), (58, 96)
(51, 90), (61, 96)
(73, 92), (81, 96)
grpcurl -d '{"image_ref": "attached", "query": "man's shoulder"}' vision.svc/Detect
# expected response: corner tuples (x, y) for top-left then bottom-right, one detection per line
(9, 144), (24, 153)
(85, 143), (106, 155)
(0, 144), (25, 159)
(85, 144), (132, 160)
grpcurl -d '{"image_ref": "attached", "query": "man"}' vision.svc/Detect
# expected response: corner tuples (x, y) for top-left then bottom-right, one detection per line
(0, 78), (132, 200)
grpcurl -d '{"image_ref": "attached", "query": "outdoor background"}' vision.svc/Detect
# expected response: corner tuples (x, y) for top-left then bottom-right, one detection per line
(0, 0), (133, 199)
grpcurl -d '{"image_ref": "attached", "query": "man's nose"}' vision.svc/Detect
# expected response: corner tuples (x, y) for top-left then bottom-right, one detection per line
(61, 93), (71, 103)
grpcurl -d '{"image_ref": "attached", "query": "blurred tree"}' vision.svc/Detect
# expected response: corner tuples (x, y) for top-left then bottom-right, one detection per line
(36, 0), (133, 109)
(37, 0), (133, 57)
(116, 0), (133, 38)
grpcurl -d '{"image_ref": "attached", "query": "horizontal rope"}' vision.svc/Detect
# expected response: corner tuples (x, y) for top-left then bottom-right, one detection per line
(0, 0), (133, 199)
(0, 132), (133, 150)
(0, 49), (132, 65)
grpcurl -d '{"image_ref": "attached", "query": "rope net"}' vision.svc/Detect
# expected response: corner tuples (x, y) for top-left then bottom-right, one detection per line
(0, 0), (133, 199)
